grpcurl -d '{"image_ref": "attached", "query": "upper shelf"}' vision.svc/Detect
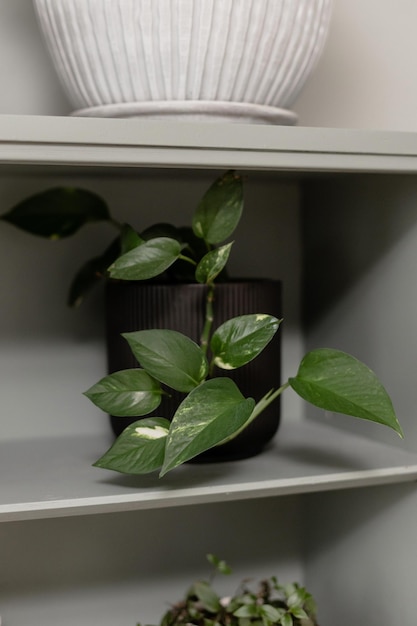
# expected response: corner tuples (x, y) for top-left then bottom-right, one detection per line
(2, 115), (417, 174)
(2, 420), (417, 522)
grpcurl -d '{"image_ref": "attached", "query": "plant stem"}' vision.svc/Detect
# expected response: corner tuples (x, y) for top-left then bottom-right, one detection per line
(178, 253), (197, 266)
(200, 284), (215, 357)
(219, 381), (291, 444)
(250, 382), (290, 421)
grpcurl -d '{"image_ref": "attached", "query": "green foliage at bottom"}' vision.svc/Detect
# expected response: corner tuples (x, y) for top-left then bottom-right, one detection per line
(137, 555), (319, 626)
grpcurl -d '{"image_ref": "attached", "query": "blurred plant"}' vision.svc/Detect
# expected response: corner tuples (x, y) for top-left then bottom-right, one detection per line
(139, 554), (319, 626)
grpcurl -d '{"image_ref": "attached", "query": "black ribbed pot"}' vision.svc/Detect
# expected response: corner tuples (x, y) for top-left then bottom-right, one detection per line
(105, 280), (282, 462)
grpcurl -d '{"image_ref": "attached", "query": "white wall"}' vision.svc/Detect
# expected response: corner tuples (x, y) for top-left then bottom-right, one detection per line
(294, 0), (417, 131)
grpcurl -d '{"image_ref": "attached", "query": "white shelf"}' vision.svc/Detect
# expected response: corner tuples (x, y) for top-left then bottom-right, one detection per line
(2, 420), (416, 523)
(2, 115), (417, 173)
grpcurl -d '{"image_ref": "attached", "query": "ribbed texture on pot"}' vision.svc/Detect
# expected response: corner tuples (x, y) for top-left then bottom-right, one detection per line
(33, 0), (332, 112)
(105, 281), (282, 461)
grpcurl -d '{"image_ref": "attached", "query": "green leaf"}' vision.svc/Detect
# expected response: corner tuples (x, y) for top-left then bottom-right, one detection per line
(301, 591), (317, 617)
(289, 348), (403, 436)
(195, 243), (233, 284)
(161, 378), (255, 475)
(84, 369), (163, 417)
(289, 607), (309, 620)
(260, 604), (283, 623)
(192, 171), (244, 244)
(68, 236), (120, 307)
(1, 187), (110, 238)
(93, 417), (169, 474)
(233, 605), (259, 619)
(280, 614), (293, 626)
(140, 224), (204, 282)
(123, 329), (209, 393)
(206, 554), (232, 575)
(285, 585), (306, 609)
(192, 581), (222, 613)
(108, 237), (183, 280)
(211, 314), (281, 370)
(120, 223), (144, 254)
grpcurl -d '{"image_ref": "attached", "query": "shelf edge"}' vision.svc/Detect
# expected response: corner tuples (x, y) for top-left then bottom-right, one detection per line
(2, 464), (417, 523)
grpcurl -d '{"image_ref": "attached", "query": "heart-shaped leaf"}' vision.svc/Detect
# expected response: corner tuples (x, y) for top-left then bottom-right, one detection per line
(195, 242), (233, 284)
(139, 224), (205, 282)
(84, 369), (163, 417)
(289, 348), (403, 436)
(1, 187), (110, 238)
(108, 237), (182, 280)
(123, 329), (209, 392)
(260, 604), (284, 623)
(192, 171), (243, 245)
(161, 378), (255, 475)
(211, 314), (281, 370)
(93, 417), (170, 474)
(192, 581), (222, 613)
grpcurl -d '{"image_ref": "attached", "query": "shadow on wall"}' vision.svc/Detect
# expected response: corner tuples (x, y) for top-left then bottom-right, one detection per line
(301, 173), (417, 328)
(303, 482), (417, 626)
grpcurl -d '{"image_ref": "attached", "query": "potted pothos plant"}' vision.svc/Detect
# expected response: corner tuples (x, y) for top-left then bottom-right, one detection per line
(140, 554), (319, 626)
(0, 171), (403, 478)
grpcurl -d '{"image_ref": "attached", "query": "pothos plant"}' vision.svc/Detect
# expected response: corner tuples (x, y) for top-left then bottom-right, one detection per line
(83, 171), (403, 476)
(140, 554), (319, 626)
(1, 171), (403, 477)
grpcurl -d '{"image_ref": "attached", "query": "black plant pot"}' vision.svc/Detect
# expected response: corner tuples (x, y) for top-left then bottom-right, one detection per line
(105, 280), (282, 462)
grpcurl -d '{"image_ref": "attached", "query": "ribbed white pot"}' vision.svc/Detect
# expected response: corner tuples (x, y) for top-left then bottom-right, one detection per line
(33, 0), (332, 124)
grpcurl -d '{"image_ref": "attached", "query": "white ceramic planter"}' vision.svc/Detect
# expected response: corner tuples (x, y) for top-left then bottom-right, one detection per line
(33, 0), (332, 124)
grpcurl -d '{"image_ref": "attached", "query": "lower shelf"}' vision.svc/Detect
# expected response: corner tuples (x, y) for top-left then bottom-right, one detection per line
(2, 420), (417, 522)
